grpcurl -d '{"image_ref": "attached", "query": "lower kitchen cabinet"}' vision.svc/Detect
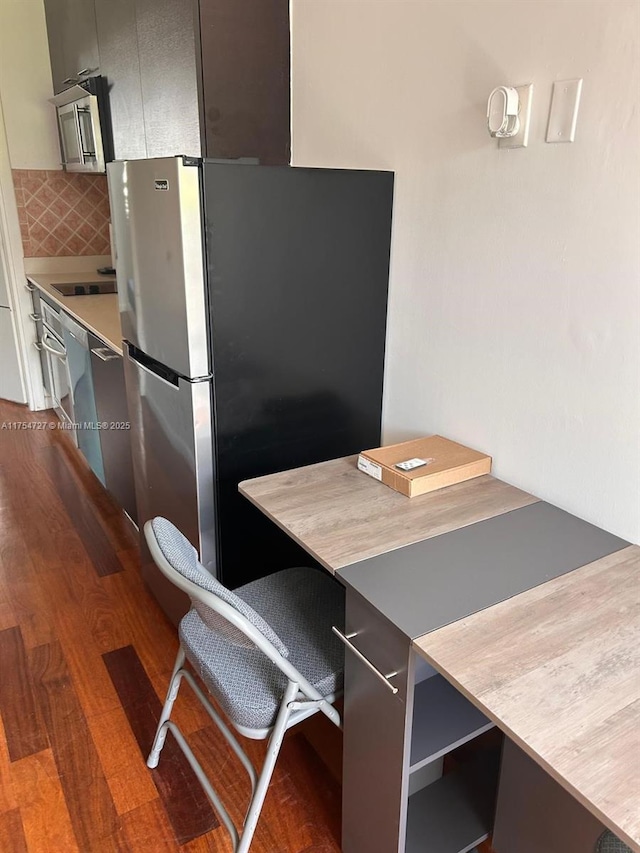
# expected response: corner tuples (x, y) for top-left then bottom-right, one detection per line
(340, 586), (499, 853)
(89, 333), (137, 524)
(27, 283), (136, 523)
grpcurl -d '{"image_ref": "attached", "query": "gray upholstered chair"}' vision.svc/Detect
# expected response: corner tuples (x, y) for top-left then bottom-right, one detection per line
(596, 831), (633, 852)
(144, 517), (344, 853)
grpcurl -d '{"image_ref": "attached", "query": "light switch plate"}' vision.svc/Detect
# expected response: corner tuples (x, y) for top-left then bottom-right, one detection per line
(546, 78), (583, 143)
(499, 83), (533, 149)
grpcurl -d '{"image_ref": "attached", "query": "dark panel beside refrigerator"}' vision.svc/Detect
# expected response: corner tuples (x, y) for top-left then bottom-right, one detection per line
(202, 163), (394, 587)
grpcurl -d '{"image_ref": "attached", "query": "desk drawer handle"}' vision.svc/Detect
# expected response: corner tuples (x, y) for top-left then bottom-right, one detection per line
(332, 626), (399, 694)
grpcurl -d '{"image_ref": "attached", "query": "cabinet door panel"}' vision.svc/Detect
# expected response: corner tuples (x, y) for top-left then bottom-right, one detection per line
(89, 336), (137, 523)
(493, 740), (605, 853)
(342, 586), (412, 853)
(135, 0), (201, 158)
(94, 0), (146, 160)
(198, 0), (290, 164)
(44, 0), (99, 94)
(44, 0), (67, 95)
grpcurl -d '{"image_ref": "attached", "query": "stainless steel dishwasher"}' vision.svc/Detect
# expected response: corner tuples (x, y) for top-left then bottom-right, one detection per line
(61, 311), (105, 484)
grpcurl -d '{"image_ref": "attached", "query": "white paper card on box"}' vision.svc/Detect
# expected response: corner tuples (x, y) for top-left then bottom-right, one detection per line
(395, 457), (434, 471)
(357, 455), (382, 481)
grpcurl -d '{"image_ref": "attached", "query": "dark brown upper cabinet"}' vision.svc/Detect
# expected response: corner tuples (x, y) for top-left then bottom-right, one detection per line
(44, 0), (290, 164)
(198, 0), (290, 165)
(44, 0), (100, 95)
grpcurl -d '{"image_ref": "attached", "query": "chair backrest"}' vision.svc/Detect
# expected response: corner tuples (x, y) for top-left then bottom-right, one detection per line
(144, 516), (324, 701)
(146, 517), (289, 657)
(145, 518), (330, 705)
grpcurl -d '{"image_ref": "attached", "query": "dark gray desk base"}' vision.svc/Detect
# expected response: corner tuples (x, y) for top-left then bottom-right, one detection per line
(341, 586), (497, 853)
(337, 502), (628, 853)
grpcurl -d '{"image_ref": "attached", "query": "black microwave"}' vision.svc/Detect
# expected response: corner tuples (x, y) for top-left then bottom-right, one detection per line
(49, 76), (113, 174)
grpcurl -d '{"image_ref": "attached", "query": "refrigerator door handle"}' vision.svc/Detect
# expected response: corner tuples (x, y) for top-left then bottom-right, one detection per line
(127, 342), (212, 385)
(126, 343), (181, 387)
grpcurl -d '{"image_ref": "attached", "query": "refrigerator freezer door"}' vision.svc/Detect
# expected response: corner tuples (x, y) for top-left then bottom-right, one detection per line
(124, 345), (216, 622)
(108, 157), (209, 379)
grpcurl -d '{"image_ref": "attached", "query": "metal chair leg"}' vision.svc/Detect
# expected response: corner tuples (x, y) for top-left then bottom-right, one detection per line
(237, 680), (299, 853)
(166, 719), (240, 850)
(147, 646), (186, 769)
(180, 669), (258, 790)
(149, 665), (318, 853)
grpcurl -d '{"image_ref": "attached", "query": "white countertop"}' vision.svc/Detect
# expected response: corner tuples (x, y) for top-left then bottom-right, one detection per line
(27, 270), (123, 355)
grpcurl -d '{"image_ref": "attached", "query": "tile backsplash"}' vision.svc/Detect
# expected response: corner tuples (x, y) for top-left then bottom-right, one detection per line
(13, 170), (111, 258)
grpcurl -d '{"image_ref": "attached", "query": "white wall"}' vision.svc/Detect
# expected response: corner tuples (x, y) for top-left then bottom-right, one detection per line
(0, 0), (59, 408)
(0, 0), (60, 169)
(291, 0), (640, 543)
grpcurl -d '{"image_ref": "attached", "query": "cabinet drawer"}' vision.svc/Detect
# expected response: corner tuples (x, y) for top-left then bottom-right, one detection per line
(342, 584), (411, 704)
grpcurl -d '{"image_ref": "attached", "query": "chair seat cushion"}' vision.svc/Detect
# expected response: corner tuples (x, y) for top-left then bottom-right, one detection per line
(179, 566), (345, 731)
(596, 832), (632, 853)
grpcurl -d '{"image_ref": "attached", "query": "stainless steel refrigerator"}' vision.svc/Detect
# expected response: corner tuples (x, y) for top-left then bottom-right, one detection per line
(108, 156), (393, 621)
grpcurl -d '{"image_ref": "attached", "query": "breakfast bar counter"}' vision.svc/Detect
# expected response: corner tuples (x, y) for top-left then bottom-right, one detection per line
(239, 455), (538, 571)
(240, 455), (639, 852)
(414, 544), (640, 851)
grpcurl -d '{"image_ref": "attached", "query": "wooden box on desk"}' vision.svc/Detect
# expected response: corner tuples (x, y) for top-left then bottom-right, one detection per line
(357, 435), (492, 497)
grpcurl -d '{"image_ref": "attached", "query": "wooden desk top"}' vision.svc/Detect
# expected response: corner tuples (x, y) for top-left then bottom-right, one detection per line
(413, 545), (640, 851)
(240, 455), (637, 846)
(239, 456), (538, 572)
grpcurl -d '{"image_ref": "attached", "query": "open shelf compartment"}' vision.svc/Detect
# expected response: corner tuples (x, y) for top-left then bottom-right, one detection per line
(405, 754), (498, 853)
(410, 674), (494, 774)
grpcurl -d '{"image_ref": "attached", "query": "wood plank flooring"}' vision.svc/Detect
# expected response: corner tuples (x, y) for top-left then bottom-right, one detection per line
(0, 399), (497, 853)
(0, 400), (341, 852)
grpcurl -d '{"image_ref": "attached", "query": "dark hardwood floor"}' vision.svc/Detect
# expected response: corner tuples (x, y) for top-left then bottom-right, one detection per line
(0, 399), (499, 853)
(0, 400), (342, 852)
